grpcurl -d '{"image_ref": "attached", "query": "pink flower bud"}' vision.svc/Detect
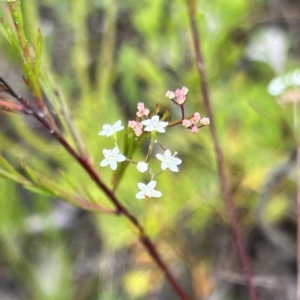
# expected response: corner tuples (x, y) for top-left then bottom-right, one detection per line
(134, 122), (143, 136)
(182, 119), (192, 127)
(190, 112), (201, 124)
(129, 121), (143, 136)
(175, 87), (189, 104)
(200, 117), (210, 125)
(165, 90), (175, 99)
(136, 103), (150, 117)
(128, 120), (137, 128)
(191, 126), (199, 133)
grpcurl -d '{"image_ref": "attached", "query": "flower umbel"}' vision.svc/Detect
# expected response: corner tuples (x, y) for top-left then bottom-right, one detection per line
(166, 86), (189, 104)
(136, 181), (162, 199)
(182, 112), (209, 133)
(156, 149), (182, 172)
(97, 86), (210, 200)
(100, 147), (126, 170)
(142, 115), (168, 133)
(99, 120), (124, 137)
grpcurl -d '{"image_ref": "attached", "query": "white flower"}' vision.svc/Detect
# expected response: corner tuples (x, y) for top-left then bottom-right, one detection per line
(141, 115), (168, 133)
(137, 161), (148, 173)
(136, 181), (162, 199)
(268, 76), (286, 96)
(156, 149), (182, 172)
(100, 147), (126, 170)
(268, 69), (300, 96)
(98, 120), (124, 137)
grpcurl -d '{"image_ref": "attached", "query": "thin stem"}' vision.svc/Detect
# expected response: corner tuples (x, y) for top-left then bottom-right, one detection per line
(295, 101), (298, 138)
(180, 104), (185, 120)
(7, 1), (44, 114)
(297, 144), (300, 300)
(0, 99), (31, 114)
(145, 131), (156, 162)
(185, 2), (259, 300)
(294, 99), (300, 300)
(0, 77), (191, 300)
(167, 113), (195, 128)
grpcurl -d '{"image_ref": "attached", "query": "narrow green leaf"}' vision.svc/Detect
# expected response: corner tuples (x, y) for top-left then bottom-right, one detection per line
(0, 169), (22, 183)
(0, 156), (20, 176)
(24, 185), (56, 197)
(35, 28), (42, 76)
(0, 18), (20, 51)
(20, 160), (92, 209)
(6, 0), (43, 104)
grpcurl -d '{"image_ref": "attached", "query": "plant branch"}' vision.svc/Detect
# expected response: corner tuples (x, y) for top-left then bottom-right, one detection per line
(185, 1), (259, 300)
(293, 100), (300, 300)
(6, 0), (44, 114)
(0, 77), (191, 300)
(296, 143), (300, 300)
(0, 99), (30, 114)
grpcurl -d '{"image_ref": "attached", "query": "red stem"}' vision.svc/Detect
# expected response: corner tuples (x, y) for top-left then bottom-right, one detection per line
(0, 99), (30, 114)
(0, 77), (191, 300)
(297, 145), (300, 300)
(186, 2), (259, 300)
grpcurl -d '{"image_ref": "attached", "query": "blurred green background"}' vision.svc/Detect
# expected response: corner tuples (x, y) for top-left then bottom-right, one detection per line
(0, 0), (299, 299)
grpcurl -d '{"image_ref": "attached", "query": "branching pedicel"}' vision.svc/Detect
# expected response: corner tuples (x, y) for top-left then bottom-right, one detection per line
(98, 87), (210, 199)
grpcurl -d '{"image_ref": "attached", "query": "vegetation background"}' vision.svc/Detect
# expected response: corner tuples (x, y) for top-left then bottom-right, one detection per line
(0, 0), (299, 299)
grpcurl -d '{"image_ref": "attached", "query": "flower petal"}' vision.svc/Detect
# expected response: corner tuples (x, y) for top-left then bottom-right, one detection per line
(156, 127), (166, 133)
(103, 149), (109, 155)
(148, 181), (156, 190)
(136, 191), (145, 199)
(110, 160), (117, 170)
(112, 120), (124, 131)
(169, 164), (179, 172)
(160, 162), (168, 171)
(164, 150), (171, 158)
(151, 190), (162, 198)
(138, 183), (146, 190)
(116, 154), (126, 162)
(141, 119), (151, 126)
(156, 153), (164, 161)
(100, 159), (109, 167)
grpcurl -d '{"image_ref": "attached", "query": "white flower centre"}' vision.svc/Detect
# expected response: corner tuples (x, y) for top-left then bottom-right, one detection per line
(108, 154), (115, 161)
(144, 188), (152, 198)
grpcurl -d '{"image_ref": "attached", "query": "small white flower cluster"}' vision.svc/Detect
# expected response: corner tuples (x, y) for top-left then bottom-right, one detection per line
(98, 87), (209, 200)
(98, 117), (181, 199)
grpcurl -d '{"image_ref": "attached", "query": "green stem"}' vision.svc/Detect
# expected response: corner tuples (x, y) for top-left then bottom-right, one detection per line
(7, 0), (44, 114)
(145, 131), (156, 162)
